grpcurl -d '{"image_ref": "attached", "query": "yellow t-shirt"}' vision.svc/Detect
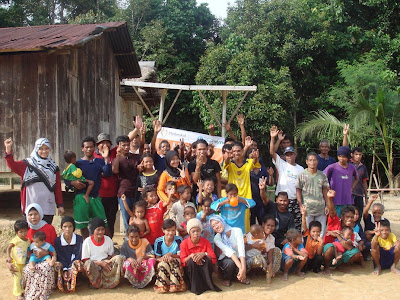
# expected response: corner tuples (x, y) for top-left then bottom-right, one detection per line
(224, 158), (261, 198)
(377, 233), (397, 250)
(10, 236), (31, 265)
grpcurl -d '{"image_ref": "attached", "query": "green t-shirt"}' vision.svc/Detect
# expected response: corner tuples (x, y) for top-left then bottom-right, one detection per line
(296, 169), (329, 216)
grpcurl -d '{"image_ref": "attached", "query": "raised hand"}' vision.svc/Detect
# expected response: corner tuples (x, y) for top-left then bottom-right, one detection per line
(244, 136), (253, 148)
(101, 144), (110, 158)
(197, 180), (204, 190)
(224, 121), (232, 131)
(300, 204), (307, 215)
(374, 222), (381, 237)
(327, 189), (336, 199)
(258, 176), (267, 190)
(4, 137), (13, 153)
(343, 124), (350, 135)
(237, 114), (245, 126)
(134, 115), (143, 130)
(137, 160), (144, 172)
(153, 119), (162, 133)
(178, 165), (186, 178)
(140, 122), (147, 136)
(369, 194), (379, 203)
(270, 126), (279, 138)
(278, 130), (285, 141)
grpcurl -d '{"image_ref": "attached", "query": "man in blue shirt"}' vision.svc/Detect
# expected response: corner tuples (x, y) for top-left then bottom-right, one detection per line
(317, 139), (336, 171)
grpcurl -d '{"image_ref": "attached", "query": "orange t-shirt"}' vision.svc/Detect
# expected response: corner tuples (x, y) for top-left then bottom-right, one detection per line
(303, 230), (323, 259)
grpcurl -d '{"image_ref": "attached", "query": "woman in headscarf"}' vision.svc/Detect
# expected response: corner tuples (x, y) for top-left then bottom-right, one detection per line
(82, 217), (124, 289)
(54, 216), (84, 293)
(4, 138), (64, 224)
(22, 203), (57, 300)
(180, 218), (221, 295)
(157, 150), (191, 203)
(209, 215), (249, 286)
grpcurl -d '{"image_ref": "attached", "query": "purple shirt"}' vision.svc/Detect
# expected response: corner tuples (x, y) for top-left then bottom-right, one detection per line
(324, 163), (358, 205)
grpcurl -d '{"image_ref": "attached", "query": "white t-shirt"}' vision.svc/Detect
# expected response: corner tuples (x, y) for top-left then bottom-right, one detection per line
(273, 155), (304, 199)
(214, 227), (246, 260)
(82, 235), (114, 261)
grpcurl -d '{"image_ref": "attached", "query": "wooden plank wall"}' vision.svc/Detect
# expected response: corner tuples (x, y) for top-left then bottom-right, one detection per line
(0, 33), (122, 172)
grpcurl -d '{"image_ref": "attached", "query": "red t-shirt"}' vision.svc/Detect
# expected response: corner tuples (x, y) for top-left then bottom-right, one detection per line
(94, 147), (118, 198)
(27, 224), (57, 246)
(323, 215), (341, 244)
(180, 236), (217, 266)
(145, 201), (167, 245)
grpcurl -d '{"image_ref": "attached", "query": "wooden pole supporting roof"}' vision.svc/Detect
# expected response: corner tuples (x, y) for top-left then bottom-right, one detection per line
(122, 81), (257, 137)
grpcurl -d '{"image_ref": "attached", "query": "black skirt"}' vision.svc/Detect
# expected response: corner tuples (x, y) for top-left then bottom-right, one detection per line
(184, 256), (221, 295)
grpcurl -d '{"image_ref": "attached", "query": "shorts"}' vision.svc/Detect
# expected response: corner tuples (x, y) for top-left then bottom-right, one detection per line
(323, 243), (360, 267)
(379, 246), (394, 269)
(73, 194), (108, 229)
(281, 255), (301, 273)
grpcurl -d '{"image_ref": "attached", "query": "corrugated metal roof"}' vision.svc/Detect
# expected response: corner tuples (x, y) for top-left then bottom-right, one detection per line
(0, 22), (141, 78)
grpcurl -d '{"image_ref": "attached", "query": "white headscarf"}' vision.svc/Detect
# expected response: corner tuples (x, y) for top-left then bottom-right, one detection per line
(23, 138), (59, 191)
(209, 215), (233, 247)
(25, 203), (47, 230)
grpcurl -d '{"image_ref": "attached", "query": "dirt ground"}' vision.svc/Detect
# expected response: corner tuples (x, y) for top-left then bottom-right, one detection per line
(0, 188), (400, 300)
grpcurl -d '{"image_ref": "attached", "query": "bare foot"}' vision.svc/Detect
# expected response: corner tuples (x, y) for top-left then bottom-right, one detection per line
(282, 272), (288, 281)
(221, 280), (231, 287)
(322, 268), (332, 276)
(295, 271), (306, 278)
(391, 266), (400, 275)
(371, 267), (381, 275)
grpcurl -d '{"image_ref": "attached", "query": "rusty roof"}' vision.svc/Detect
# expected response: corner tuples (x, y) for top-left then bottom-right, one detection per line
(0, 22), (141, 78)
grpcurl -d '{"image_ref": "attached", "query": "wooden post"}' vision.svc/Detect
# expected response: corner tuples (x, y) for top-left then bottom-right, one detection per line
(159, 89), (167, 122)
(221, 90), (228, 137)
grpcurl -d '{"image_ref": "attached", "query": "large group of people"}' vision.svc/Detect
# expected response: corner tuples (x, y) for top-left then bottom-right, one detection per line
(3, 115), (400, 300)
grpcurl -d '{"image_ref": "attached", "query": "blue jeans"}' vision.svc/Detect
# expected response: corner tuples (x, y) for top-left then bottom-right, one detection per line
(118, 197), (134, 232)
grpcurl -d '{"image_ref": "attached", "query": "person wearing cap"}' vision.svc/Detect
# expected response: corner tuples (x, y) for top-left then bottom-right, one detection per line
(270, 126), (304, 231)
(54, 216), (84, 293)
(180, 218), (221, 295)
(94, 118), (142, 237)
(82, 218), (124, 289)
(324, 145), (359, 217)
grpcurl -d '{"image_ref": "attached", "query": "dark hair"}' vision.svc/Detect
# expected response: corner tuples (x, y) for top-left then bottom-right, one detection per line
(64, 150), (76, 164)
(225, 183), (238, 194)
(379, 219), (390, 229)
(232, 141), (244, 149)
(81, 136), (96, 148)
(139, 153), (154, 164)
(262, 214), (277, 225)
(177, 185), (190, 195)
(340, 205), (355, 218)
(184, 205), (196, 214)
(126, 225), (140, 235)
(202, 196), (213, 206)
(222, 143), (232, 154)
(193, 139), (208, 149)
(225, 137), (235, 144)
(309, 221), (322, 231)
(286, 229), (301, 242)
(134, 200), (147, 211)
(352, 147), (363, 154)
(282, 135), (291, 142)
(165, 181), (177, 189)
(33, 231), (46, 241)
(162, 219), (177, 230)
(306, 152), (318, 160)
(116, 135), (130, 144)
(14, 219), (28, 232)
(159, 140), (170, 149)
(342, 226), (353, 233)
(142, 185), (157, 200)
(276, 191), (288, 199)
(203, 178), (214, 185)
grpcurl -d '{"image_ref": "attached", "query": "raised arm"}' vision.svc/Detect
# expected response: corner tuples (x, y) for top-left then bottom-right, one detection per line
(259, 176), (269, 205)
(241, 136), (253, 160)
(151, 119), (162, 156)
(224, 121), (237, 141)
(342, 124), (349, 147)
(237, 114), (247, 143)
(269, 126), (279, 161)
(121, 194), (135, 218)
(326, 189), (337, 218)
(127, 115), (142, 141)
(363, 194), (378, 220)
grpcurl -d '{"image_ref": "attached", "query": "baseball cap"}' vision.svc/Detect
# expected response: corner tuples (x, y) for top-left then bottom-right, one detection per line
(283, 146), (295, 154)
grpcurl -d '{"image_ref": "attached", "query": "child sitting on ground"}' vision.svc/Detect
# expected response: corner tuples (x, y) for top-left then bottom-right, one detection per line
(196, 197), (216, 247)
(197, 179), (218, 206)
(281, 229), (308, 281)
(28, 231), (56, 270)
(300, 205), (324, 273)
(177, 205), (196, 239)
(62, 150), (94, 203)
(370, 220), (400, 275)
(121, 196), (151, 238)
(244, 224), (268, 275)
(6, 219), (31, 300)
(331, 226), (355, 266)
(363, 195), (388, 241)
(143, 186), (173, 245)
(260, 216), (282, 283)
(169, 185), (196, 226)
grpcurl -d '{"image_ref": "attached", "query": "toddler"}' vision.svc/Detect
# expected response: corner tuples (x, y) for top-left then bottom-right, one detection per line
(177, 205), (196, 238)
(62, 150), (94, 203)
(281, 229), (308, 281)
(170, 185), (196, 226)
(332, 226), (359, 265)
(28, 231), (56, 270)
(121, 196), (150, 238)
(196, 197), (216, 246)
(6, 219), (31, 300)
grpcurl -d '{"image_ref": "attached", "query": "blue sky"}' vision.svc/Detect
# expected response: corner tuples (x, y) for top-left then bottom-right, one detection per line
(197, 0), (232, 19)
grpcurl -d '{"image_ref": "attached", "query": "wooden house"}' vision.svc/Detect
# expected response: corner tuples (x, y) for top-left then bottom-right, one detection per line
(0, 22), (142, 178)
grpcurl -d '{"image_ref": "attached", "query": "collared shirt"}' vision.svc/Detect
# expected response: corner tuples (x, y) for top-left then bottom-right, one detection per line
(75, 158), (112, 197)
(180, 236), (217, 266)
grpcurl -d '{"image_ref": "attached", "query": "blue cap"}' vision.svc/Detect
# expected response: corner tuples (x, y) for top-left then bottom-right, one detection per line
(283, 146), (295, 154)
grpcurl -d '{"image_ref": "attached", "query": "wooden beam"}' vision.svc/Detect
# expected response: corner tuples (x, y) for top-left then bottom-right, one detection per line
(123, 81), (190, 90)
(198, 91), (221, 128)
(159, 89), (167, 122)
(189, 85), (257, 91)
(227, 91), (249, 124)
(163, 89), (183, 124)
(221, 91), (228, 137)
(131, 85), (155, 119)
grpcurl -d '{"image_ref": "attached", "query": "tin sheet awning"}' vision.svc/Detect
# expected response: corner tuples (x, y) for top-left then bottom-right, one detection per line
(0, 22), (141, 78)
(122, 81), (257, 137)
